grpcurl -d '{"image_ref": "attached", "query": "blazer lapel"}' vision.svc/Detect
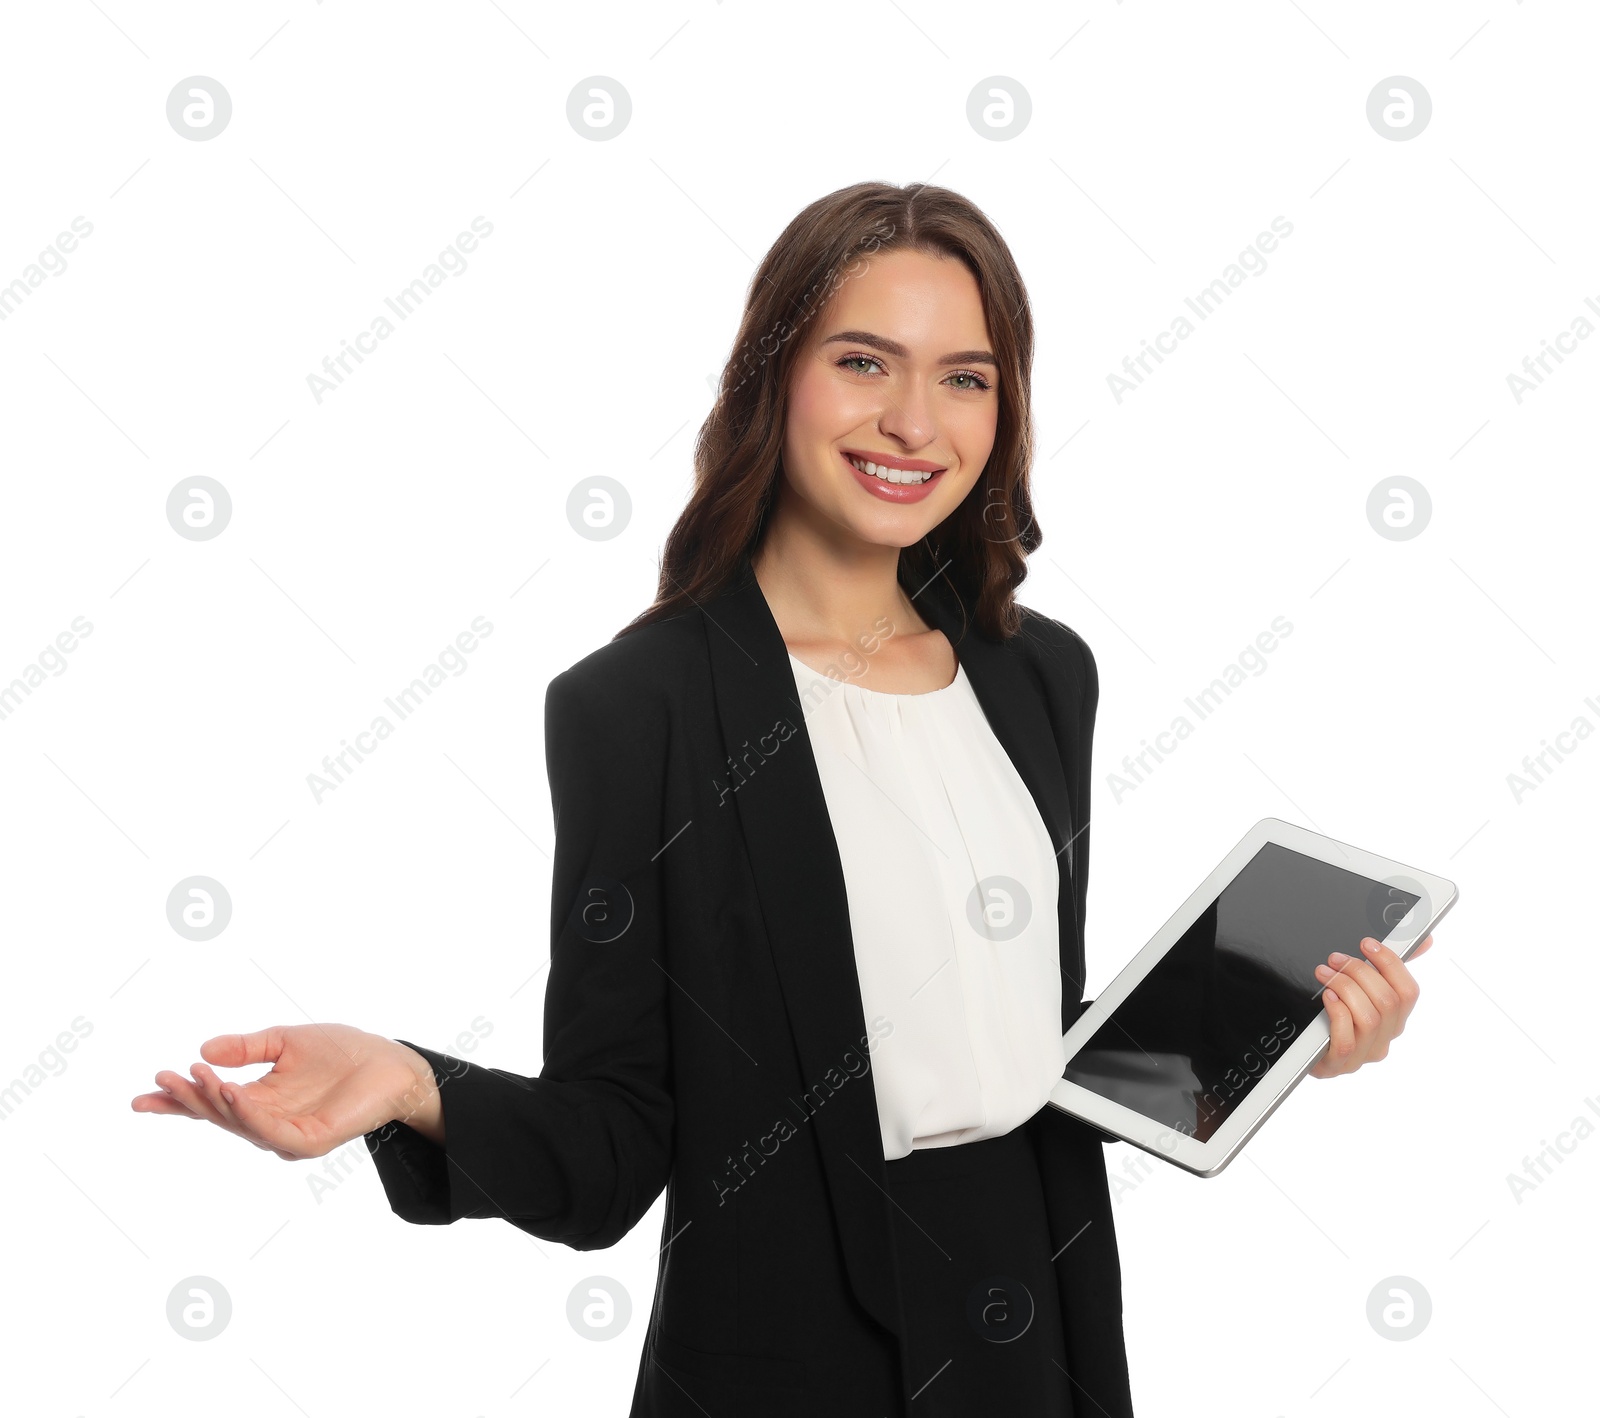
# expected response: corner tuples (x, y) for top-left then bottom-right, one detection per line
(698, 557), (1087, 1345)
(700, 559), (907, 1341)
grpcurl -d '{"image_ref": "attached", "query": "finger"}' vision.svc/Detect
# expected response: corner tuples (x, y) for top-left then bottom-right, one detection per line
(139, 1076), (200, 1116)
(1321, 988), (1355, 1069)
(157, 1069), (228, 1126)
(189, 1061), (244, 1129)
(1353, 937), (1420, 1009)
(131, 1091), (204, 1118)
(201, 1028), (285, 1070)
(1315, 961), (1382, 1036)
(1329, 948), (1402, 1016)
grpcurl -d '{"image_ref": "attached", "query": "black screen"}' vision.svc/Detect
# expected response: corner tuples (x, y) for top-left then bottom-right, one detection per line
(1062, 843), (1420, 1142)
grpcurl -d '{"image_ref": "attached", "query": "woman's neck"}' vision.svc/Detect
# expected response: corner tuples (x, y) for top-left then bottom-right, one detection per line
(752, 519), (922, 652)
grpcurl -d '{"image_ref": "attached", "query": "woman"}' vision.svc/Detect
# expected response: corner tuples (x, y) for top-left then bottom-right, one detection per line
(133, 181), (1429, 1416)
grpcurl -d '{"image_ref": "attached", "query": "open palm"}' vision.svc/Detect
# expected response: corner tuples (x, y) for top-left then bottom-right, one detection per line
(131, 1023), (418, 1161)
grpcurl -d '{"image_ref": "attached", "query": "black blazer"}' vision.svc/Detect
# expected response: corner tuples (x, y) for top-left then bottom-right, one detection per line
(365, 555), (1135, 1418)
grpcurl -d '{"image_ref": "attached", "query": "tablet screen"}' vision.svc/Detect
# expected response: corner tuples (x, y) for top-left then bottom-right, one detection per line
(1062, 843), (1420, 1142)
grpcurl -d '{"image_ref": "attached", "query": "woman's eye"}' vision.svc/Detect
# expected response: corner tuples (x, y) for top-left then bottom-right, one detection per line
(839, 354), (884, 376)
(947, 371), (991, 392)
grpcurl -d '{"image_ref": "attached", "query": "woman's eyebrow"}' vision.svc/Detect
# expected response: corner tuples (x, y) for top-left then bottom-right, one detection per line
(820, 329), (997, 367)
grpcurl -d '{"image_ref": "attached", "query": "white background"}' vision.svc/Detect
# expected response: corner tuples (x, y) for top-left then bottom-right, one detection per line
(1, 2), (1594, 1414)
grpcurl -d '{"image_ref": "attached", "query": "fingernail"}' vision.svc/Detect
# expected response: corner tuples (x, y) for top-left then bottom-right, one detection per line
(1362, 939), (1381, 955)
(1329, 952), (1350, 967)
(220, 1087), (234, 1106)
(1324, 988), (1337, 1003)
(1315, 964), (1333, 979)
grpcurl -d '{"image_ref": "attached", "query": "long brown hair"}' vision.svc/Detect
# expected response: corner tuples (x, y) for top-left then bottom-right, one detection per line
(618, 180), (1041, 643)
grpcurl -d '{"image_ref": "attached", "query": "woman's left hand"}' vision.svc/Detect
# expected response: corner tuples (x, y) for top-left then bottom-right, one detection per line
(1307, 934), (1433, 1079)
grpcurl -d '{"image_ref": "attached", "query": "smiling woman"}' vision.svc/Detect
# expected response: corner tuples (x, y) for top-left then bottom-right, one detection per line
(136, 182), (1137, 1418)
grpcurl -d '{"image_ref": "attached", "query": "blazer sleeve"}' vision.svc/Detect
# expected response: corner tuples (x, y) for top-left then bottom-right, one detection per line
(363, 661), (674, 1249)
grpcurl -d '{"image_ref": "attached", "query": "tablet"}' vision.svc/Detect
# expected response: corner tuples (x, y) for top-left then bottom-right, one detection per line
(1047, 817), (1457, 1177)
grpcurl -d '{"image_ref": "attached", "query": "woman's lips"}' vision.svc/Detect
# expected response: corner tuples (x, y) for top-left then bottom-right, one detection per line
(841, 450), (945, 504)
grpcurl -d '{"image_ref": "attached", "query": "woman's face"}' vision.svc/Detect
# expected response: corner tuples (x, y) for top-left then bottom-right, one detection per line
(780, 247), (999, 550)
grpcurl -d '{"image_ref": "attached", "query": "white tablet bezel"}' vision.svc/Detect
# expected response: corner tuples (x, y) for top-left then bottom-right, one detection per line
(1047, 817), (1458, 1178)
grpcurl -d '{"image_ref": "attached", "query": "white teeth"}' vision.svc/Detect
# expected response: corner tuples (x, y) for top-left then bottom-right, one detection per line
(848, 455), (934, 485)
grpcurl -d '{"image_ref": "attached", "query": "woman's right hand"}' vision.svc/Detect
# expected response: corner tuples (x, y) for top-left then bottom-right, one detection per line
(131, 1024), (440, 1161)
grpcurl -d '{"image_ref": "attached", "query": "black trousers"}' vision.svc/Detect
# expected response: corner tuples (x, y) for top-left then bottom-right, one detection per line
(884, 1125), (1076, 1415)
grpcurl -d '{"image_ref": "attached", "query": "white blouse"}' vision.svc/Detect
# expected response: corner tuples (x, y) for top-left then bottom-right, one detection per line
(787, 650), (1065, 1161)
